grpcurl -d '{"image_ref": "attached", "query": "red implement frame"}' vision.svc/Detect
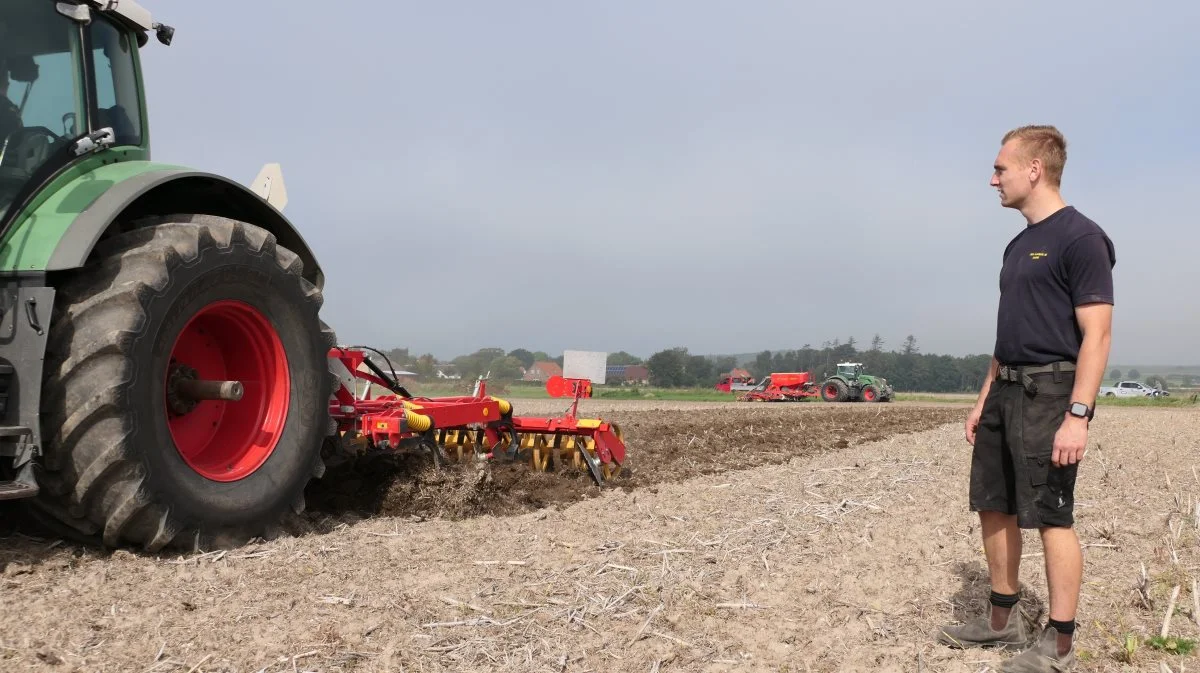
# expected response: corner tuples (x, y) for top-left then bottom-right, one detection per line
(327, 349), (626, 485)
(508, 375), (625, 482)
(737, 372), (820, 402)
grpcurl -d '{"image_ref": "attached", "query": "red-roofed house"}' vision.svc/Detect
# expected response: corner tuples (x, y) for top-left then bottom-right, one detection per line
(523, 361), (563, 382)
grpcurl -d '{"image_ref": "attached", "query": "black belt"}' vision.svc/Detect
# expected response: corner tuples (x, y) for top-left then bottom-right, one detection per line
(996, 361), (1075, 392)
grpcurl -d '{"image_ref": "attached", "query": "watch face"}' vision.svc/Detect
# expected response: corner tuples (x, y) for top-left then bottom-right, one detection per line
(1070, 402), (1089, 417)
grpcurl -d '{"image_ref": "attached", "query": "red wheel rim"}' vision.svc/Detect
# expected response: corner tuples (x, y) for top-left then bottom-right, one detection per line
(165, 300), (290, 482)
(864, 389), (876, 401)
(824, 385), (838, 397)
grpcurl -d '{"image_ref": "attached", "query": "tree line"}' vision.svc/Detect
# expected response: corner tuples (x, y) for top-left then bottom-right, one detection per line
(644, 335), (993, 393)
(363, 338), (1188, 394)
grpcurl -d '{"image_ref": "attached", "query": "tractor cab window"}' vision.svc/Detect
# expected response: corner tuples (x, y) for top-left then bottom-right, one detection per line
(89, 18), (142, 146)
(0, 2), (85, 220)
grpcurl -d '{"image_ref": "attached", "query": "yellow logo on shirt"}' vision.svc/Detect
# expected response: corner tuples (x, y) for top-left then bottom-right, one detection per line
(1029, 251), (1048, 260)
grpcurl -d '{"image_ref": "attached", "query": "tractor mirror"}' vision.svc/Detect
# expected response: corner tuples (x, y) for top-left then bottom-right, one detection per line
(8, 55), (38, 83)
(56, 2), (92, 23)
(154, 23), (175, 46)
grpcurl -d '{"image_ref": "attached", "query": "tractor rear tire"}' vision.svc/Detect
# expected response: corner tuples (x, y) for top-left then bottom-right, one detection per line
(30, 215), (336, 551)
(821, 379), (848, 402)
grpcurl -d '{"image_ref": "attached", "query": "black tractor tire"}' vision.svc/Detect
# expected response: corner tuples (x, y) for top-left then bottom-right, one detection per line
(820, 378), (848, 402)
(29, 215), (337, 551)
(860, 384), (881, 402)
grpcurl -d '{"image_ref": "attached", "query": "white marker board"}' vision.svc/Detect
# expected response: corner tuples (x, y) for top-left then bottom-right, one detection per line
(563, 350), (608, 384)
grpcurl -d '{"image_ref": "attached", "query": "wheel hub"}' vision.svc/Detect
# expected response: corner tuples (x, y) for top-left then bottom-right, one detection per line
(166, 362), (201, 416)
(166, 362), (246, 416)
(164, 300), (290, 482)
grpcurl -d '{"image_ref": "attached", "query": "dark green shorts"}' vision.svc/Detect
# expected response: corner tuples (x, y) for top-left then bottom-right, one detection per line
(969, 369), (1080, 529)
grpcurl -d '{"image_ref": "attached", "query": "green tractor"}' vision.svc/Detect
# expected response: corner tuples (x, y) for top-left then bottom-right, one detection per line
(819, 362), (894, 403)
(0, 1), (338, 551)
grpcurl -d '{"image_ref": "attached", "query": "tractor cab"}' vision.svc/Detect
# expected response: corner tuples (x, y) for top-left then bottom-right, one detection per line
(0, 0), (169, 226)
(835, 362), (863, 379)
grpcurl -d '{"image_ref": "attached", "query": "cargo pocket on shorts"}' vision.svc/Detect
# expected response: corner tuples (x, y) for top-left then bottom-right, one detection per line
(1046, 460), (1078, 497)
(1026, 454), (1049, 487)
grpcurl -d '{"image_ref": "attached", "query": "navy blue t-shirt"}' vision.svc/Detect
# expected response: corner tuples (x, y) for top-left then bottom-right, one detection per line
(994, 206), (1116, 366)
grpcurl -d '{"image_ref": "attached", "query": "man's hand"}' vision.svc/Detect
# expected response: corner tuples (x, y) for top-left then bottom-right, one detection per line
(1052, 414), (1088, 467)
(967, 357), (998, 446)
(965, 404), (984, 445)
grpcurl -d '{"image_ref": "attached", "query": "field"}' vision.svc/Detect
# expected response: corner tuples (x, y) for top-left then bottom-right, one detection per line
(2, 400), (1199, 672)
(394, 381), (1200, 406)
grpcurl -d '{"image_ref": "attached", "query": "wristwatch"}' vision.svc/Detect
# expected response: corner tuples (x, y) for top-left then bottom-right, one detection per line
(1068, 401), (1094, 421)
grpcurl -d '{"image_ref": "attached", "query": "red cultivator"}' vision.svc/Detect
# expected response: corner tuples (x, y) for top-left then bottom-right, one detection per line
(326, 348), (627, 485)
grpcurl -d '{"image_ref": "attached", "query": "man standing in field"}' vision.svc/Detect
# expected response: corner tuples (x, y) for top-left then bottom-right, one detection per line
(937, 125), (1115, 672)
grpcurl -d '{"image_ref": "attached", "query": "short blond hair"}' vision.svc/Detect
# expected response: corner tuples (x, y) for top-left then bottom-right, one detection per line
(1002, 125), (1067, 187)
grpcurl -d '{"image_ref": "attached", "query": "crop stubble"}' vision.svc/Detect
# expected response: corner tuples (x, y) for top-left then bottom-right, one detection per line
(0, 402), (1197, 672)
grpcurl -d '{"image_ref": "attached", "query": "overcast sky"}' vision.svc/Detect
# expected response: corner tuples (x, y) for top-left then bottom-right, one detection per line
(140, 1), (1199, 365)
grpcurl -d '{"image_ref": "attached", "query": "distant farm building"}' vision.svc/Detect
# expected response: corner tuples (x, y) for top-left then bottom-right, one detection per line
(605, 364), (649, 385)
(523, 361), (564, 382)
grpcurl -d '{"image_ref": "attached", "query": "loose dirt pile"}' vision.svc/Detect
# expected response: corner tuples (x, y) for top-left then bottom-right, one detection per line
(1, 402), (1198, 673)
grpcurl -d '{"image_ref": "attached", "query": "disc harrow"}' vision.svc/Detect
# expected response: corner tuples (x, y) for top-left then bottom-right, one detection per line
(327, 348), (627, 485)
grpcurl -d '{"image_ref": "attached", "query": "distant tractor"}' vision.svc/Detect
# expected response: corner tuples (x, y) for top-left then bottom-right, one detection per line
(738, 372), (819, 402)
(820, 363), (894, 403)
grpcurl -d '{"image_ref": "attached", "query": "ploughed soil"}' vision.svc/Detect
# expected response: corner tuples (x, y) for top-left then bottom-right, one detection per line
(302, 403), (960, 524)
(1, 400), (1198, 673)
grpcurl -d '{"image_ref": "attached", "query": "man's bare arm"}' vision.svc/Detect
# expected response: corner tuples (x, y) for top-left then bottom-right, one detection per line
(1071, 302), (1113, 408)
(976, 356), (999, 407)
(966, 356), (1000, 445)
(1051, 301), (1112, 466)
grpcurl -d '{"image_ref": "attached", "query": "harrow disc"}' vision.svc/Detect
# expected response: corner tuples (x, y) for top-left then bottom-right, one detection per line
(511, 423), (625, 484)
(433, 427), (510, 462)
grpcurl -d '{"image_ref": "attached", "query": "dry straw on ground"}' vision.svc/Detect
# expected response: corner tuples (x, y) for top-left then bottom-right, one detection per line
(0, 401), (1197, 672)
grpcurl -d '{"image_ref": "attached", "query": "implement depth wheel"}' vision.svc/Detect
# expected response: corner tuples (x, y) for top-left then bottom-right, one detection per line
(31, 215), (336, 551)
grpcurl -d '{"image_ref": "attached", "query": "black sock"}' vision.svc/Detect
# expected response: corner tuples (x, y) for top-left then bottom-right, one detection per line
(990, 591), (1019, 609)
(1048, 618), (1076, 635)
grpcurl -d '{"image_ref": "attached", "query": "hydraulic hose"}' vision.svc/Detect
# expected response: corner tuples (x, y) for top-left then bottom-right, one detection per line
(404, 409), (433, 433)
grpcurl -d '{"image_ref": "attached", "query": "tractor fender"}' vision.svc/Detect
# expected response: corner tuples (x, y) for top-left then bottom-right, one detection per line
(45, 168), (325, 288)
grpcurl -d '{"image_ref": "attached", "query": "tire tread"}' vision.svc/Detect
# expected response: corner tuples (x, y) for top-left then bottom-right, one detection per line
(29, 216), (337, 551)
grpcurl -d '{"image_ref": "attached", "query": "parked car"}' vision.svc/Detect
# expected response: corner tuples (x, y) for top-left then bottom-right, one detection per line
(1099, 380), (1165, 397)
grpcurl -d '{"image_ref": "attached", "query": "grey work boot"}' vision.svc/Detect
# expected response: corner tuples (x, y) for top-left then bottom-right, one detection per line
(998, 626), (1076, 672)
(937, 603), (1031, 651)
